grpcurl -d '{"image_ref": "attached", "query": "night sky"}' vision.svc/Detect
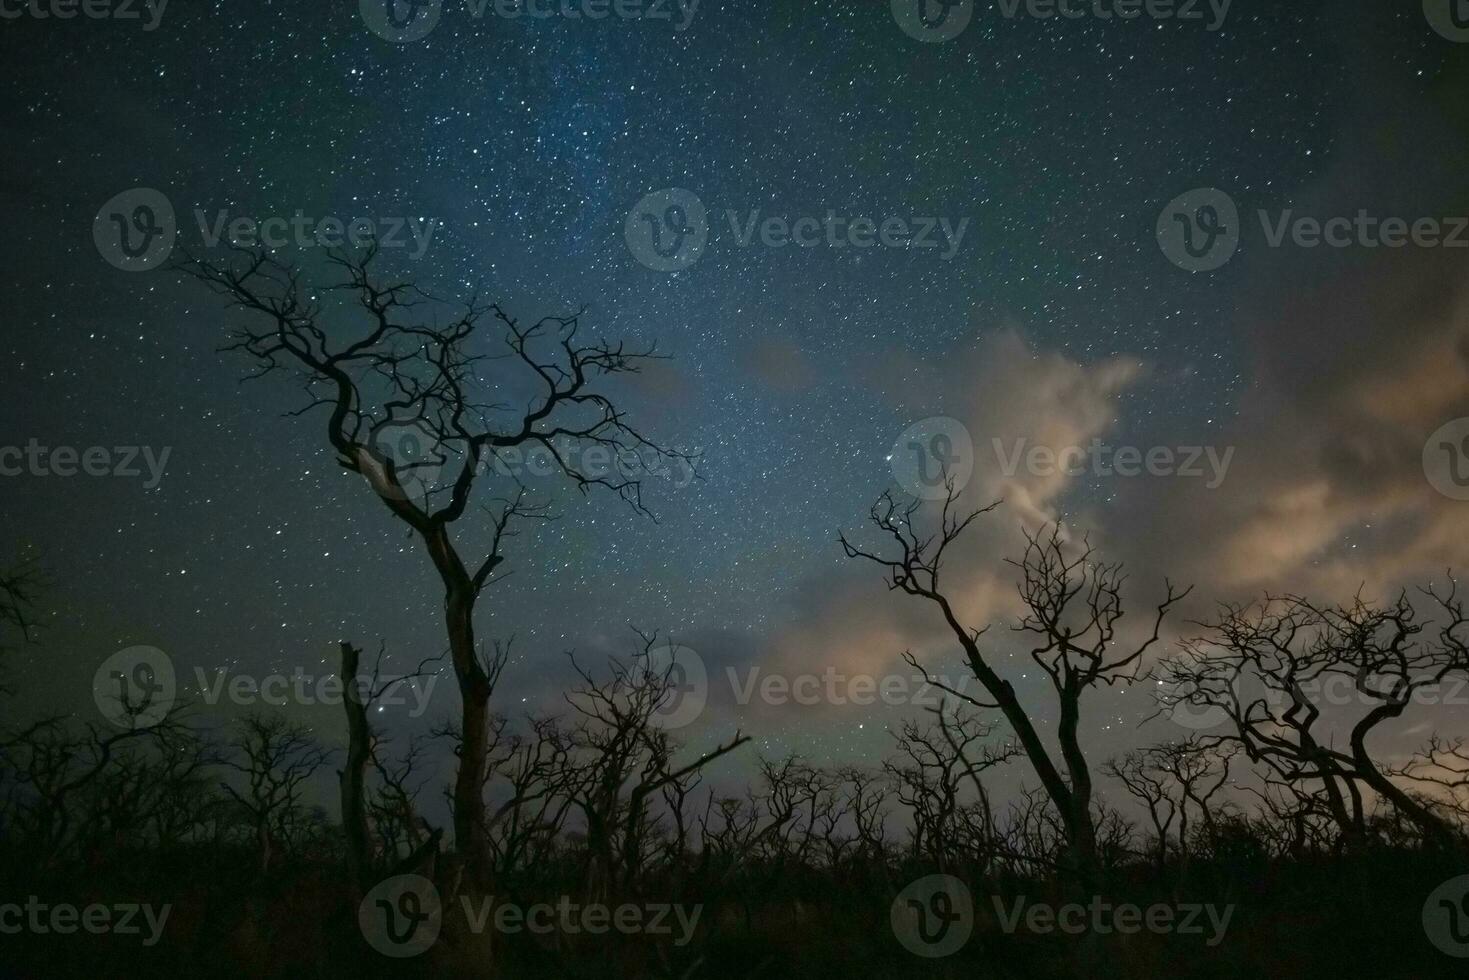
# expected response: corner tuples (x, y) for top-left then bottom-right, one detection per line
(4, 0), (1468, 803)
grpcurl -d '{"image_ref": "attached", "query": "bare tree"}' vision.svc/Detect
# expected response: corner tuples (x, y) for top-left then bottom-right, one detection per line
(338, 641), (372, 890)
(1106, 737), (1234, 871)
(997, 786), (1070, 876)
(1241, 777), (1341, 859)
(1105, 749), (1177, 871)
(220, 712), (332, 874)
(484, 715), (581, 880)
(841, 482), (1187, 881)
(177, 245), (694, 880)
(0, 710), (192, 868)
(690, 755), (834, 935)
(1156, 584), (1469, 850)
(336, 640), (441, 891)
(884, 707), (1018, 873)
(368, 733), (441, 869)
(0, 559), (41, 697)
(76, 724), (222, 863)
(561, 631), (749, 901)
(834, 765), (892, 872)
(1387, 735), (1469, 830)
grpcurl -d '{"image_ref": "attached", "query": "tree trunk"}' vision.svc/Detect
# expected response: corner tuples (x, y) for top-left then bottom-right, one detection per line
(257, 818), (273, 875)
(339, 641), (371, 893)
(956, 624), (1096, 882)
(417, 524), (496, 885)
(1055, 685), (1099, 882)
(1351, 706), (1459, 850)
(446, 581), (493, 881)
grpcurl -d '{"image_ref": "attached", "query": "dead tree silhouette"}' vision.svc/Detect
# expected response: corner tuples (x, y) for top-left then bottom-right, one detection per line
(0, 706), (197, 871)
(176, 244), (694, 884)
(0, 558), (41, 697)
(883, 708), (1019, 875)
(841, 479), (1188, 884)
(559, 630), (749, 903)
(1105, 737), (1235, 874)
(220, 713), (332, 875)
(336, 639), (442, 893)
(1155, 583), (1469, 851)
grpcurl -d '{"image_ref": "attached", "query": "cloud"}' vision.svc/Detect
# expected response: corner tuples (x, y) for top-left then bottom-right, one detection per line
(720, 17), (1469, 736)
(1106, 52), (1469, 602)
(755, 330), (1147, 697)
(754, 47), (1469, 708)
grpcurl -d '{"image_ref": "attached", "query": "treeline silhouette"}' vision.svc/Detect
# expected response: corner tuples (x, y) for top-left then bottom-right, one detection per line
(1, 556), (1467, 978)
(3, 254), (1465, 977)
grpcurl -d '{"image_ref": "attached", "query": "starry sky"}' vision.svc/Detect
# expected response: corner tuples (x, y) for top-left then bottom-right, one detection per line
(4, 0), (1469, 803)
